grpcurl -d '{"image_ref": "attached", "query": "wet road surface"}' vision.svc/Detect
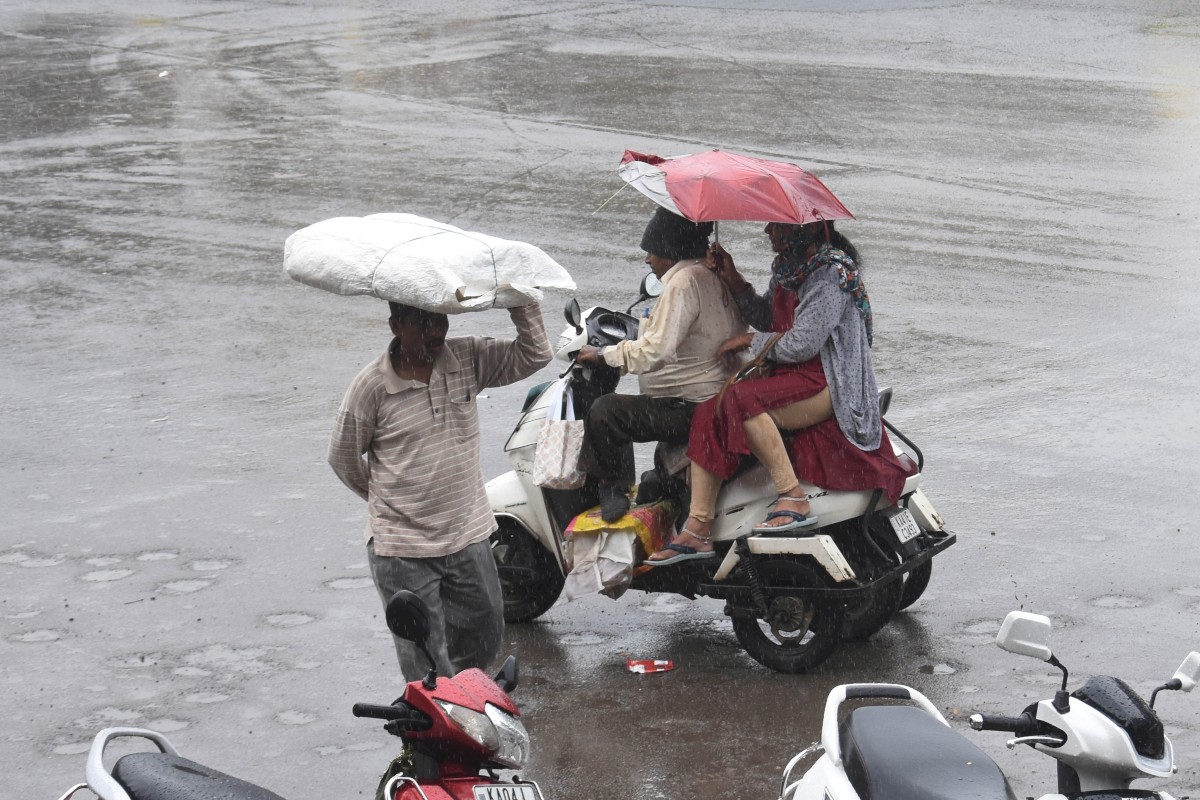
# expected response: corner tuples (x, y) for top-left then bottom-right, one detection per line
(3, 2), (1199, 799)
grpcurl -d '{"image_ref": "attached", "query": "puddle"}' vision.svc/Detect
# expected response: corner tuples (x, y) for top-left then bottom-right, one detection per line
(138, 551), (178, 561)
(182, 644), (275, 675)
(82, 569), (135, 582)
(160, 580), (211, 594)
(1092, 595), (1142, 609)
(20, 557), (67, 568)
(143, 718), (189, 732)
(265, 613), (315, 628)
(326, 577), (374, 590)
(172, 667), (211, 677)
(185, 693), (230, 704)
(12, 629), (62, 643)
(918, 663), (957, 675)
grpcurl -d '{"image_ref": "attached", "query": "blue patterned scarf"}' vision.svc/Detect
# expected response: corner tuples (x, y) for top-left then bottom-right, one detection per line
(770, 233), (873, 346)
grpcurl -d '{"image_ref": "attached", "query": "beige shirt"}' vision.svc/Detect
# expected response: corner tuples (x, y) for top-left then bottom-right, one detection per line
(329, 304), (552, 558)
(602, 260), (745, 402)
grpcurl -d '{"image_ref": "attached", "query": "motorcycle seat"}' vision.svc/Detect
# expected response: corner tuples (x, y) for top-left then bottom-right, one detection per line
(112, 752), (288, 800)
(840, 705), (1016, 800)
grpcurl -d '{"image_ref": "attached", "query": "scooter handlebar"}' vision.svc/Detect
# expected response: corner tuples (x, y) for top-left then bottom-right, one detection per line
(969, 712), (1038, 735)
(352, 702), (411, 720)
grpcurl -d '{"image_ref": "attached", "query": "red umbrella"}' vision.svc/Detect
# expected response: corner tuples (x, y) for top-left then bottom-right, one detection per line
(617, 149), (853, 225)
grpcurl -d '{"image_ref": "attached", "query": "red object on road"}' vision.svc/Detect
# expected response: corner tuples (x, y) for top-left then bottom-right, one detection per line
(626, 658), (675, 674)
(618, 149), (853, 225)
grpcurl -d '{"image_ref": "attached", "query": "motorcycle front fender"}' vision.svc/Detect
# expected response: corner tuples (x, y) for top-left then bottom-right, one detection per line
(486, 470), (562, 566)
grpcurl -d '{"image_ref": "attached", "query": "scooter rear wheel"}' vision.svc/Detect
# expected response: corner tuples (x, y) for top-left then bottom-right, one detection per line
(491, 520), (565, 623)
(730, 558), (843, 673)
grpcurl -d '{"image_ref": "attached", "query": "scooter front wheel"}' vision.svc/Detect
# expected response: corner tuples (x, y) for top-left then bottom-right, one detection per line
(730, 558), (843, 673)
(491, 519), (565, 623)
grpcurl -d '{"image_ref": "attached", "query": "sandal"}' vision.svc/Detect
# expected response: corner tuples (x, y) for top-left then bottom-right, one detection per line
(645, 528), (717, 566)
(753, 496), (819, 533)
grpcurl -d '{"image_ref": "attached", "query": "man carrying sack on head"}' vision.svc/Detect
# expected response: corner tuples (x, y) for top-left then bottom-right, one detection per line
(329, 301), (552, 680)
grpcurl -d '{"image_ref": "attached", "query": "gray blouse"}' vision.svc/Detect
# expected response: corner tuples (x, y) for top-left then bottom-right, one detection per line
(733, 265), (881, 451)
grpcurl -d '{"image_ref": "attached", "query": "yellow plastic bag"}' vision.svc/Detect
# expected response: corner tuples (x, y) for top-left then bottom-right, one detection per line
(565, 501), (675, 561)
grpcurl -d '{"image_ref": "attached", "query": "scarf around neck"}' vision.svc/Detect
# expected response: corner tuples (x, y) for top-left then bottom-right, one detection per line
(770, 238), (874, 346)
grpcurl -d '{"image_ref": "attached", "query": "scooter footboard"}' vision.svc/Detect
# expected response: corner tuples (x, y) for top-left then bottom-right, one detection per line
(711, 535), (856, 583)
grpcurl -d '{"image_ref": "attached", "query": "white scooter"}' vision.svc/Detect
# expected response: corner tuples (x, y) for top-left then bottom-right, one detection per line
(487, 276), (955, 673)
(781, 609), (1200, 800)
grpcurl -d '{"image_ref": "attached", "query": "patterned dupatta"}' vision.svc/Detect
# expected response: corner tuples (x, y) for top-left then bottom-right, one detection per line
(769, 231), (874, 346)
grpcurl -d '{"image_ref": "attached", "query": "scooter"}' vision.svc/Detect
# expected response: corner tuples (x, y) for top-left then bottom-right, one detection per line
(780, 609), (1200, 800)
(487, 276), (956, 673)
(56, 591), (545, 800)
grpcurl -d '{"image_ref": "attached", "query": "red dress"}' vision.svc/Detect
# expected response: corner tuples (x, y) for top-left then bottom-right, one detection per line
(687, 289), (913, 503)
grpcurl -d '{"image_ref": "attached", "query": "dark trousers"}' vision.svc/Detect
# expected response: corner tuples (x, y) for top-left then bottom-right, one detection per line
(367, 539), (504, 682)
(576, 393), (696, 486)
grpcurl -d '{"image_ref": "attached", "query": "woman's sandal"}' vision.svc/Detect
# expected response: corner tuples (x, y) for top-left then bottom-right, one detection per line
(645, 527), (717, 566)
(753, 495), (819, 533)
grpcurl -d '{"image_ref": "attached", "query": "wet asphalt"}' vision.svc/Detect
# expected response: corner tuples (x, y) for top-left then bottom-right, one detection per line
(2, 2), (1199, 799)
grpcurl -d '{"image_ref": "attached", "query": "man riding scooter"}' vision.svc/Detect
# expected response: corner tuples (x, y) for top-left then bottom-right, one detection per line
(575, 207), (746, 525)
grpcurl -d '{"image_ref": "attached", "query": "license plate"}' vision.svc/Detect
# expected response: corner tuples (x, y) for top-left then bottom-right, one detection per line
(473, 784), (538, 800)
(888, 508), (922, 543)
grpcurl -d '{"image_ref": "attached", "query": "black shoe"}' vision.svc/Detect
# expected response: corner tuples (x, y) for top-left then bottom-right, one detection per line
(598, 483), (631, 523)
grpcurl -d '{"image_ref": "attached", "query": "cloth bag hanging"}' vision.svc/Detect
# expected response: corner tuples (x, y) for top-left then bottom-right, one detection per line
(531, 377), (587, 490)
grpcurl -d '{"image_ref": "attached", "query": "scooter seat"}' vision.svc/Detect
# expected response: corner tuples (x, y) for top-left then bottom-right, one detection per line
(113, 752), (288, 800)
(840, 706), (1016, 800)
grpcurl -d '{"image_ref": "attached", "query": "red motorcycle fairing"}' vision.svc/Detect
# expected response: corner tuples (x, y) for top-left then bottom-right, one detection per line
(398, 667), (521, 760)
(427, 668), (521, 716)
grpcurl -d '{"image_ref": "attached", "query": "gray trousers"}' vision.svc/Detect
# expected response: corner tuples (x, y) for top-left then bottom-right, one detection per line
(368, 538), (505, 682)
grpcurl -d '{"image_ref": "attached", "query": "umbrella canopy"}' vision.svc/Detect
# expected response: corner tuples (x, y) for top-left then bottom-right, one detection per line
(284, 213), (575, 314)
(618, 149), (853, 225)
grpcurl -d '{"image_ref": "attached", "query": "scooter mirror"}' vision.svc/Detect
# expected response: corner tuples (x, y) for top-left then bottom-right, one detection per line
(995, 611), (1054, 661)
(565, 298), (582, 333)
(640, 272), (664, 299)
(1172, 652), (1200, 692)
(385, 590), (432, 646)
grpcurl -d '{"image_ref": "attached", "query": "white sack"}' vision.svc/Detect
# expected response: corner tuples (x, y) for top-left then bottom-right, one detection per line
(283, 213), (575, 313)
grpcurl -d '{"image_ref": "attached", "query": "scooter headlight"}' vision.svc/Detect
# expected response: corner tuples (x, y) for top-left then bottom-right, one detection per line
(436, 700), (499, 752)
(434, 701), (530, 768)
(484, 702), (530, 769)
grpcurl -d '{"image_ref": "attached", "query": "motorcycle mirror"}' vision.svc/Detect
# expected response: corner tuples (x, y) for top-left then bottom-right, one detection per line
(1173, 652), (1200, 692)
(386, 590), (440, 687)
(385, 590), (432, 645)
(493, 654), (519, 694)
(626, 273), (665, 315)
(565, 298), (582, 333)
(995, 611), (1054, 662)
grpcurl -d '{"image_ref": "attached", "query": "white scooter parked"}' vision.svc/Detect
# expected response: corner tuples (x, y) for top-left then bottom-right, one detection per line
(781, 609), (1200, 800)
(487, 277), (955, 673)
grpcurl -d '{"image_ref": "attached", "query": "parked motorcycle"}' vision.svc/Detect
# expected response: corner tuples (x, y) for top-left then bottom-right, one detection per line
(780, 609), (1200, 800)
(488, 277), (955, 673)
(56, 591), (544, 800)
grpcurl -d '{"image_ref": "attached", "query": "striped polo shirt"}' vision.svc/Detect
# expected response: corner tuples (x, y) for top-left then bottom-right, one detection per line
(329, 304), (551, 558)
